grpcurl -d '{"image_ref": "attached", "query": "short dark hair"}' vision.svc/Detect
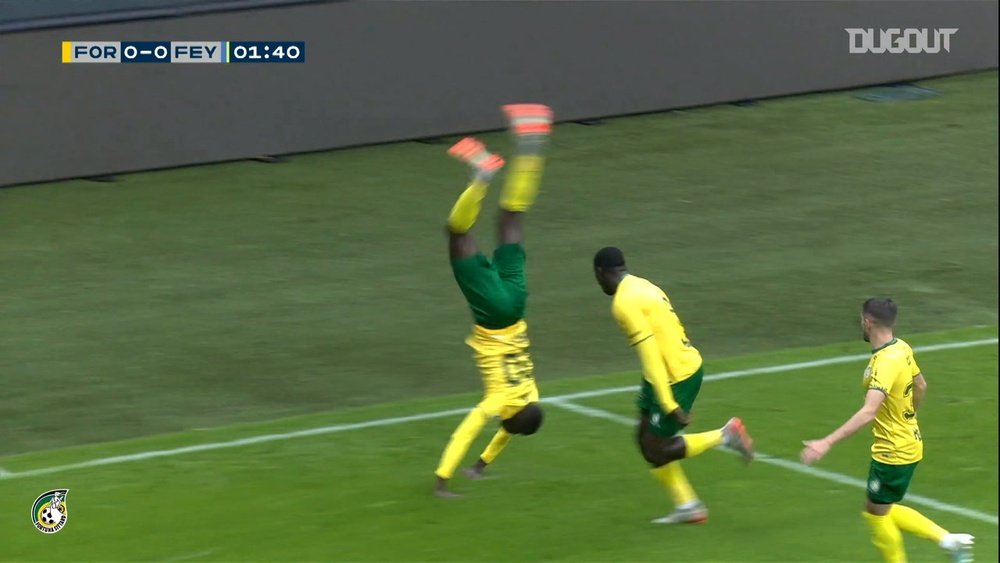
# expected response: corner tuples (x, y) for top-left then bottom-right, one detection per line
(863, 297), (898, 326)
(502, 403), (544, 436)
(593, 246), (626, 270)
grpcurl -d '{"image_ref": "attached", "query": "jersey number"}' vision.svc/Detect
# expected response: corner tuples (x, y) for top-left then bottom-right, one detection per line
(903, 383), (917, 423)
(913, 428), (922, 442)
(503, 352), (534, 386)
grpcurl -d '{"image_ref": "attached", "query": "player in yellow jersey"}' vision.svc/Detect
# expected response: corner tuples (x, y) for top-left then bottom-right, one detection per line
(801, 298), (975, 563)
(432, 104), (553, 498)
(593, 247), (756, 524)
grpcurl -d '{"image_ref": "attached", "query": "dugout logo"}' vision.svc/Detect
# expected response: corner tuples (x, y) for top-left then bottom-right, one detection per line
(846, 28), (958, 54)
(32, 489), (69, 534)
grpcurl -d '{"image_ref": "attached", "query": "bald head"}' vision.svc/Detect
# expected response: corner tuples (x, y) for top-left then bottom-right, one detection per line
(593, 246), (626, 270)
(593, 246), (628, 296)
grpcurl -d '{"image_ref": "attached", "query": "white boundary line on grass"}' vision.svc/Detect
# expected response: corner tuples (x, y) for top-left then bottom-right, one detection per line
(548, 399), (1000, 526)
(551, 338), (1000, 402)
(1, 337), (996, 491)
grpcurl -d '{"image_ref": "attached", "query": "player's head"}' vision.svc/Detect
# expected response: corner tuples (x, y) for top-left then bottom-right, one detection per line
(593, 246), (627, 295)
(502, 403), (544, 436)
(861, 297), (897, 342)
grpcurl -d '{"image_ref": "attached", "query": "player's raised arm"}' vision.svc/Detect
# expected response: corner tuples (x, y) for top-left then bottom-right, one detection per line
(613, 298), (681, 416)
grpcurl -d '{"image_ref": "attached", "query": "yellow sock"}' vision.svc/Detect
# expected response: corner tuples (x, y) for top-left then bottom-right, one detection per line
(651, 462), (698, 507)
(447, 180), (488, 234)
(434, 407), (488, 479)
(891, 505), (948, 543)
(682, 429), (724, 458)
(862, 512), (907, 563)
(500, 155), (544, 212)
(480, 429), (513, 464)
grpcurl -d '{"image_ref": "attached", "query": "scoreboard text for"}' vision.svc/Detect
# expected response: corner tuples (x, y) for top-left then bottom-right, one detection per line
(61, 41), (306, 63)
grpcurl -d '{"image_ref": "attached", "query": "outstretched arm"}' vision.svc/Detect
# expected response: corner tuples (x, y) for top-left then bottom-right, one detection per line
(801, 390), (885, 464)
(613, 300), (680, 415)
(635, 336), (679, 414)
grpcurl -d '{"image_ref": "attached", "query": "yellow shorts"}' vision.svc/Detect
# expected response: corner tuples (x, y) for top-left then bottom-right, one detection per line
(475, 350), (539, 420)
(467, 323), (538, 420)
(478, 379), (540, 420)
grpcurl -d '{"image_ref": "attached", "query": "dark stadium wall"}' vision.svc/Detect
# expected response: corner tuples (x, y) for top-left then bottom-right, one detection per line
(1, 1), (997, 187)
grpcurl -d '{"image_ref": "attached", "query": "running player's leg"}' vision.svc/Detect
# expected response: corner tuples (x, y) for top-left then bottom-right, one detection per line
(891, 503), (974, 562)
(636, 374), (707, 524)
(863, 505), (906, 563)
(641, 373), (754, 466)
(864, 462), (975, 562)
(863, 464), (908, 563)
(637, 371), (754, 523)
(644, 424), (751, 524)
(639, 416), (707, 525)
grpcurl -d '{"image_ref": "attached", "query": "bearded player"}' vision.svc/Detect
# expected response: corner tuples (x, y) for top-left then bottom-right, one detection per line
(433, 104), (553, 497)
(801, 298), (974, 562)
(593, 246), (755, 523)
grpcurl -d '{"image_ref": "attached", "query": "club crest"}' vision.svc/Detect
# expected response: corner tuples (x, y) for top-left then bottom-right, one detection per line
(32, 489), (69, 534)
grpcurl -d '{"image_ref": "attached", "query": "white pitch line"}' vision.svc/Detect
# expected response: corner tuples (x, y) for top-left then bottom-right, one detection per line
(549, 399), (999, 526)
(0, 408), (470, 480)
(554, 337), (1000, 402)
(0, 337), (995, 481)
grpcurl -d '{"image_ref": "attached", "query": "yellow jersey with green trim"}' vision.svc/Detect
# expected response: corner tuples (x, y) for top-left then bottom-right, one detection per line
(612, 275), (702, 383)
(863, 338), (923, 464)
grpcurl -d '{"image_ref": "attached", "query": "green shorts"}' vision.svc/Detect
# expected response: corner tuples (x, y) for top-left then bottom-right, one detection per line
(638, 367), (704, 437)
(451, 243), (527, 329)
(867, 460), (918, 504)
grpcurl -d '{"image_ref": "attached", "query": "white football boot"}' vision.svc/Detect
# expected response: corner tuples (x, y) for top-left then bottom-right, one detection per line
(651, 501), (709, 525)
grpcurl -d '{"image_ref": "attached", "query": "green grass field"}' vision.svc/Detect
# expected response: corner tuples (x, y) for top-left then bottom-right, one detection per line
(0, 328), (996, 561)
(0, 71), (996, 561)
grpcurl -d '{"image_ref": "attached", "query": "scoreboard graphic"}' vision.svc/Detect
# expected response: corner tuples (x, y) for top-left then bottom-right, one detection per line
(61, 41), (305, 63)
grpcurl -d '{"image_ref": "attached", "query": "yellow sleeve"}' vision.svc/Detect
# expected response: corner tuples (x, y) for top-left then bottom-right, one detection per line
(907, 350), (921, 377)
(613, 293), (653, 347)
(613, 297), (679, 412)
